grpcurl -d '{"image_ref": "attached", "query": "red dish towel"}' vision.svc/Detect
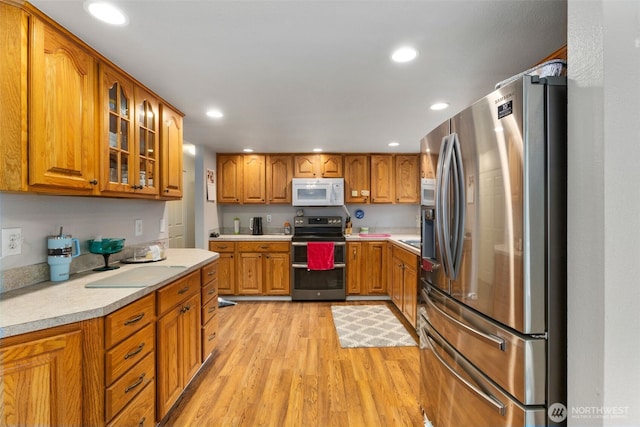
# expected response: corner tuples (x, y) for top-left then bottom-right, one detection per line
(307, 242), (335, 270)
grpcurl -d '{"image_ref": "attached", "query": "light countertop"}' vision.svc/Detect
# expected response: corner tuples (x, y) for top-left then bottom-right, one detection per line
(211, 233), (421, 255)
(0, 248), (217, 339)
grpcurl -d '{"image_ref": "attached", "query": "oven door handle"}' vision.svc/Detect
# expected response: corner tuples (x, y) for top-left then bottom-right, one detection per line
(291, 263), (346, 269)
(292, 241), (346, 247)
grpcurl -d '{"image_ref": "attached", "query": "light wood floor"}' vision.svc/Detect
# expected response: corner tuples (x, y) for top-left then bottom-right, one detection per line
(160, 300), (423, 427)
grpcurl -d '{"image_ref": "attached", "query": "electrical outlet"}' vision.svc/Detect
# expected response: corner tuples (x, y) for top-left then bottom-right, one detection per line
(2, 228), (22, 256)
(266, 214), (272, 223)
(135, 219), (143, 236)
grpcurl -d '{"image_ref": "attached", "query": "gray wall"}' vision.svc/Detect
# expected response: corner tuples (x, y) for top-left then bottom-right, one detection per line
(567, 0), (640, 425)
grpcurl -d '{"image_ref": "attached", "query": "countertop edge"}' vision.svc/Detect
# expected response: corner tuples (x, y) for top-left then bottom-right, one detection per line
(0, 249), (218, 339)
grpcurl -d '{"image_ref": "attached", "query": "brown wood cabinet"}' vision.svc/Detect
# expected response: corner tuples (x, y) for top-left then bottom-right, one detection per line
(0, 3), (183, 200)
(0, 324), (84, 426)
(390, 244), (418, 327)
(243, 154), (266, 203)
(347, 241), (387, 295)
(103, 293), (156, 425)
(344, 155), (370, 203)
(156, 271), (202, 419)
(209, 241), (237, 294)
(266, 154), (293, 204)
(160, 104), (184, 199)
(293, 154), (343, 178)
(420, 151), (437, 179)
(216, 154), (244, 203)
(201, 260), (220, 360)
(29, 16), (98, 192)
(395, 155), (420, 203)
(370, 155), (394, 203)
(237, 241), (290, 295)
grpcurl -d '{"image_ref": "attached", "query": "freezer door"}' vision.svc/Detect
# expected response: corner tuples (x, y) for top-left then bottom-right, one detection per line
(419, 312), (546, 427)
(424, 286), (546, 405)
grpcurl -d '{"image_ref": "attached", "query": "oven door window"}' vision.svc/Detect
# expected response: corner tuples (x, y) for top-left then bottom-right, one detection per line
(293, 268), (345, 291)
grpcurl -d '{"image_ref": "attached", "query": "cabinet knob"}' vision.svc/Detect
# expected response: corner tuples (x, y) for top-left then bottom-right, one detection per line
(89, 179), (98, 185)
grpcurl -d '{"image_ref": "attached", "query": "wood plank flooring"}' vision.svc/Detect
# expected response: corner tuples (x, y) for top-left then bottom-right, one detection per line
(160, 301), (422, 427)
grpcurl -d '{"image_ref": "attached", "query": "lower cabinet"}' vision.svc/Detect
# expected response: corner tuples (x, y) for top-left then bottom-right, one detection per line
(0, 324), (83, 426)
(156, 270), (202, 419)
(390, 244), (418, 328)
(104, 293), (156, 425)
(236, 241), (290, 295)
(347, 241), (387, 295)
(209, 241), (236, 295)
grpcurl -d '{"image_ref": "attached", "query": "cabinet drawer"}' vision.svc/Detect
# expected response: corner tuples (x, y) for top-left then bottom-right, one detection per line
(106, 379), (155, 427)
(201, 261), (218, 286)
(201, 312), (219, 360)
(201, 279), (218, 305)
(105, 351), (155, 421)
(237, 241), (289, 252)
(201, 295), (218, 325)
(106, 323), (154, 385)
(157, 270), (200, 315)
(105, 294), (155, 348)
(209, 241), (236, 253)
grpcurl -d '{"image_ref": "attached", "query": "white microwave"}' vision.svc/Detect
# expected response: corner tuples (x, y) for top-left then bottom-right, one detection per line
(292, 178), (345, 206)
(421, 178), (436, 206)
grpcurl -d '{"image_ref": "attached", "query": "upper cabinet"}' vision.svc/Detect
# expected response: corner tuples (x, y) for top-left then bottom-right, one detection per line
(160, 104), (184, 199)
(0, 3), (183, 200)
(99, 64), (135, 194)
(217, 155), (244, 203)
(243, 155), (266, 203)
(29, 16), (98, 192)
(344, 155), (370, 204)
(293, 154), (343, 178)
(370, 155), (394, 203)
(217, 154), (294, 205)
(266, 155), (293, 204)
(395, 155), (420, 203)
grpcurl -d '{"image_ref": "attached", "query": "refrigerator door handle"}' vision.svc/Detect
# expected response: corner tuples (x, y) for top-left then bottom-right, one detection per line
(439, 135), (456, 277)
(427, 294), (506, 351)
(425, 332), (507, 416)
(450, 133), (466, 279)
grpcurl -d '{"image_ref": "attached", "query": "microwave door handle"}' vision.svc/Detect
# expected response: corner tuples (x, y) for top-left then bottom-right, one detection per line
(451, 134), (466, 280)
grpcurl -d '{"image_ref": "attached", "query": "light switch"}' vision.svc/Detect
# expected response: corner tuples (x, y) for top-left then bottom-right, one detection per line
(351, 190), (358, 197)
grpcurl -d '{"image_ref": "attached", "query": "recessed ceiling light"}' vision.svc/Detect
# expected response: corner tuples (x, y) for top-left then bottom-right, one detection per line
(391, 46), (418, 63)
(206, 109), (224, 119)
(430, 102), (449, 111)
(312, 148), (323, 152)
(84, 1), (128, 26)
(388, 141), (400, 147)
(243, 148), (254, 153)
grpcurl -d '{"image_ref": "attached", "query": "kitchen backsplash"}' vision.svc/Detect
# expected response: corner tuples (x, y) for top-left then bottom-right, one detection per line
(216, 204), (421, 235)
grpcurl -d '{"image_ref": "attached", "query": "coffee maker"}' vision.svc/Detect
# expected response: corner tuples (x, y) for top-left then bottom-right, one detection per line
(250, 217), (263, 235)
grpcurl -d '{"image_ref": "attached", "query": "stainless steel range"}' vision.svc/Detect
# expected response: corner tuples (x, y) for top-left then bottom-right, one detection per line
(291, 216), (346, 301)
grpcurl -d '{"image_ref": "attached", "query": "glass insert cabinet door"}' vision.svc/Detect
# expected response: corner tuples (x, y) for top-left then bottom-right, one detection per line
(136, 95), (158, 192)
(103, 66), (134, 192)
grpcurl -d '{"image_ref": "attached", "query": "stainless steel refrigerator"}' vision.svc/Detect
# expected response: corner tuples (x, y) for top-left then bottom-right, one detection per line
(418, 75), (567, 426)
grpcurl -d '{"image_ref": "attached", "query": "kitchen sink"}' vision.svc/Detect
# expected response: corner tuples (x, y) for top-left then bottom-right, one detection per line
(399, 239), (421, 249)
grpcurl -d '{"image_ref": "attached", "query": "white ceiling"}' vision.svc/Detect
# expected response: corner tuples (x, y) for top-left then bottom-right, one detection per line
(30, 0), (567, 154)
